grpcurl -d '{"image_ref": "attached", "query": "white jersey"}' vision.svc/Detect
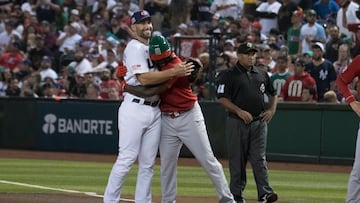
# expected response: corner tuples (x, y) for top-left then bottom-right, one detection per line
(256, 1), (282, 35)
(123, 39), (159, 101)
(337, 1), (360, 37)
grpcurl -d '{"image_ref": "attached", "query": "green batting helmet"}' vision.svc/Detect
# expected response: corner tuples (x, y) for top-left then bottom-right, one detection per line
(149, 35), (171, 61)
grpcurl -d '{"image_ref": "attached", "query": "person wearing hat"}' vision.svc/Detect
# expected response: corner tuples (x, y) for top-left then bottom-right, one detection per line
(216, 42), (278, 203)
(299, 9), (326, 54)
(103, 10), (193, 203)
(56, 22), (82, 54)
(287, 8), (304, 57)
(305, 42), (337, 101)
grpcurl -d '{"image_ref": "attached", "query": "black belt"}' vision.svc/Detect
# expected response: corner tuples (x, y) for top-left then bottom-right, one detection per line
(252, 115), (263, 122)
(132, 98), (159, 107)
(229, 113), (263, 122)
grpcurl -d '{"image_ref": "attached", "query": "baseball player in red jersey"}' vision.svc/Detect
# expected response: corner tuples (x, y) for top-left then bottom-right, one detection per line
(336, 55), (360, 203)
(103, 11), (193, 203)
(125, 35), (235, 203)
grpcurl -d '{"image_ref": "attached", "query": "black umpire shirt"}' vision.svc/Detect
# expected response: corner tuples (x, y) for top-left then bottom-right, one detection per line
(216, 62), (276, 119)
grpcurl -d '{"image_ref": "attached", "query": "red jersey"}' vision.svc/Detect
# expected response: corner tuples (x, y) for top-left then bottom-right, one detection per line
(160, 54), (197, 112)
(336, 55), (360, 103)
(281, 72), (317, 101)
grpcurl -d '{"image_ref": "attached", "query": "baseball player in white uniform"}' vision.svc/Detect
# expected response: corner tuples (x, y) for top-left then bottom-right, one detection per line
(123, 35), (236, 203)
(103, 10), (193, 203)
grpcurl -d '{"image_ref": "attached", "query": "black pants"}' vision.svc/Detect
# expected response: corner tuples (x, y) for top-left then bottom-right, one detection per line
(226, 117), (273, 201)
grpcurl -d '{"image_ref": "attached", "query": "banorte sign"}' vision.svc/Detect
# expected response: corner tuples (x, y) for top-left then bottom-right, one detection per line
(42, 114), (113, 135)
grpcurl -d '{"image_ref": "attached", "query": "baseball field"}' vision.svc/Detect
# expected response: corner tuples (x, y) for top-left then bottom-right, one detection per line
(0, 149), (352, 203)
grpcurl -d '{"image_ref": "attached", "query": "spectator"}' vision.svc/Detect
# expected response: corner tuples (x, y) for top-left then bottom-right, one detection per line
(40, 20), (58, 52)
(258, 44), (276, 72)
(0, 20), (21, 52)
(28, 34), (53, 71)
(15, 59), (33, 85)
(270, 55), (292, 96)
(68, 72), (87, 98)
(5, 77), (21, 97)
(56, 22), (82, 65)
(35, 0), (61, 24)
(325, 25), (345, 63)
(299, 9), (326, 54)
(277, 0), (298, 37)
(323, 90), (341, 103)
(336, 0), (360, 38)
(84, 82), (101, 100)
(280, 58), (317, 101)
(333, 43), (353, 75)
(287, 8), (304, 57)
(255, 0), (282, 36)
(313, 0), (339, 20)
(73, 47), (93, 77)
(210, 0), (244, 20)
(215, 52), (231, 78)
(303, 50), (313, 64)
(0, 40), (25, 71)
(39, 56), (58, 82)
(168, 0), (191, 30)
(179, 21), (205, 58)
(305, 42), (337, 102)
(97, 67), (120, 100)
(301, 85), (317, 103)
(190, 0), (213, 23)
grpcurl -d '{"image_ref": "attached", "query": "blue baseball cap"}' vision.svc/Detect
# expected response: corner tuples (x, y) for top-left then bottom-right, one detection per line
(131, 10), (151, 25)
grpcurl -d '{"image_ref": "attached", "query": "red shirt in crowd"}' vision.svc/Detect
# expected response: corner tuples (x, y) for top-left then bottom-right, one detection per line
(281, 72), (317, 101)
(0, 52), (24, 70)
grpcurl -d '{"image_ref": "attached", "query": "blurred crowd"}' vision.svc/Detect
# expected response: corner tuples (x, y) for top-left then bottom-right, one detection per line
(0, 0), (359, 103)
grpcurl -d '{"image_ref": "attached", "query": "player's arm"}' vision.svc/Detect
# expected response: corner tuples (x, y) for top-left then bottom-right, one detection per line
(124, 83), (168, 98)
(136, 62), (193, 86)
(336, 55), (360, 104)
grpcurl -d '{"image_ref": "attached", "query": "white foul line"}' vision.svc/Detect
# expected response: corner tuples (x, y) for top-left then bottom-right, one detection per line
(0, 180), (136, 202)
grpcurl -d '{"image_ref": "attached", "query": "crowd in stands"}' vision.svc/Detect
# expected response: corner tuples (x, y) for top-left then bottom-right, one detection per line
(0, 0), (359, 104)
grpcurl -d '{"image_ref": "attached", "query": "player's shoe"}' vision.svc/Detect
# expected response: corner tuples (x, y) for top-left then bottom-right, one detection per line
(260, 192), (278, 203)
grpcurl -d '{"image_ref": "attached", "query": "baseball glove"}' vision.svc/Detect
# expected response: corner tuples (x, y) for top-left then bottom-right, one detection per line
(186, 58), (203, 83)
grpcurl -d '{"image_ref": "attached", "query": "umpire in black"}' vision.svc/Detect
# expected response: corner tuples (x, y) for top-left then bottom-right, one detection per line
(216, 42), (278, 203)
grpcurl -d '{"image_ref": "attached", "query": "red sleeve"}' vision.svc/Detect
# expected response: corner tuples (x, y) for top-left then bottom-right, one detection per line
(336, 55), (360, 103)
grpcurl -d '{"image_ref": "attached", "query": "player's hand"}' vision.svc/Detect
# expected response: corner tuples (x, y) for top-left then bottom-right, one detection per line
(350, 101), (360, 117)
(172, 62), (194, 77)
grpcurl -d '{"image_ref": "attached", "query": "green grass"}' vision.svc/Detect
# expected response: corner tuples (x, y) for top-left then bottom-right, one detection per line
(0, 158), (349, 202)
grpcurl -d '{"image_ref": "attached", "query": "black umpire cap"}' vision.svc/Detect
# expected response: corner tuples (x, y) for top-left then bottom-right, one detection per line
(237, 42), (258, 54)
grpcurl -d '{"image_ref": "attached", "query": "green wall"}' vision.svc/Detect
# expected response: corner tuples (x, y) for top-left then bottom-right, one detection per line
(0, 98), (358, 164)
